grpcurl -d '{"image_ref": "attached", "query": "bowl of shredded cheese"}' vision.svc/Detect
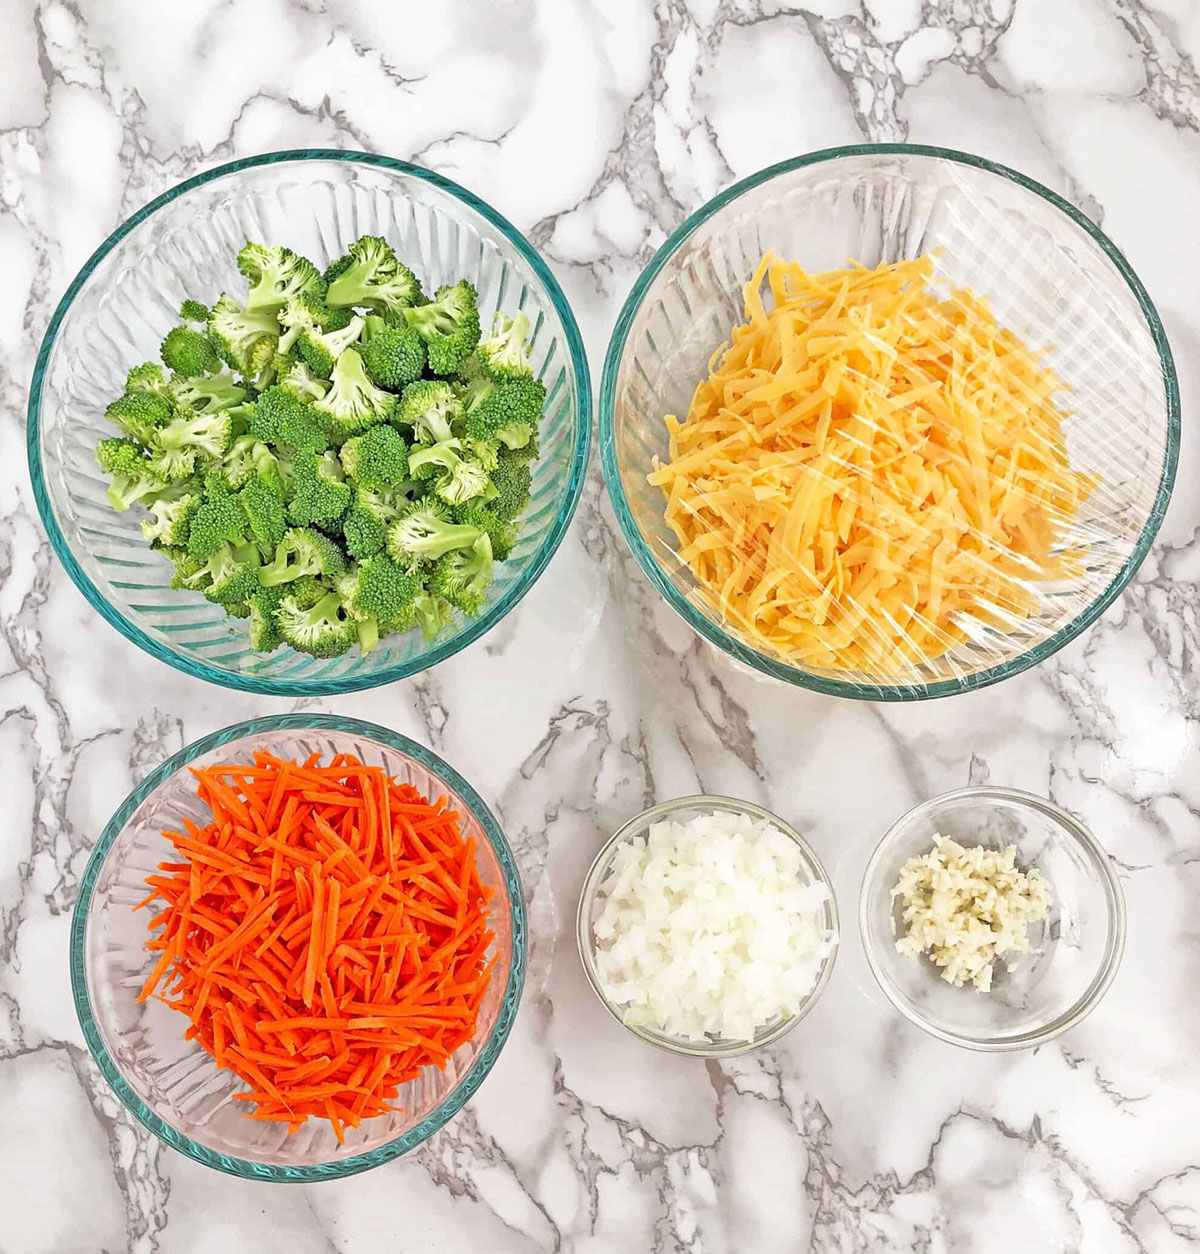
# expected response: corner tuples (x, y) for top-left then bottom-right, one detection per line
(859, 786), (1125, 1050)
(599, 145), (1179, 699)
(576, 796), (839, 1057)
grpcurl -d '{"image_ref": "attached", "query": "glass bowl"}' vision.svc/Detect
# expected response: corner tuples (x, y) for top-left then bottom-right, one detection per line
(576, 795), (839, 1058)
(29, 150), (591, 695)
(859, 785), (1124, 1051)
(600, 144), (1179, 700)
(69, 714), (526, 1181)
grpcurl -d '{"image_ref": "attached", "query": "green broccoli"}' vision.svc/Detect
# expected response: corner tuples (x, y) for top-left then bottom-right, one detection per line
(207, 293), (280, 375)
(187, 480), (249, 560)
(154, 409), (234, 461)
(248, 386), (331, 454)
(463, 373), (545, 450)
(324, 235), (423, 314)
(488, 452), (532, 522)
(278, 298), (364, 377)
(259, 526), (347, 586)
(160, 325), (221, 378)
(105, 390), (173, 445)
(338, 424), (409, 488)
(167, 371), (247, 415)
(180, 299), (210, 324)
(463, 434), (500, 471)
(386, 499), (482, 565)
(274, 591), (356, 658)
(477, 311), (534, 380)
(236, 475), (288, 548)
(454, 499), (520, 561)
(431, 533), (494, 616)
(342, 485), (407, 558)
(237, 241), (326, 313)
(202, 542), (263, 607)
(313, 346), (395, 438)
(125, 361), (175, 397)
(407, 438), (492, 506)
(140, 491), (201, 548)
(358, 314), (426, 389)
(413, 591), (455, 642)
(144, 445), (198, 483)
(395, 379), (463, 445)
(287, 449), (352, 525)
(340, 553), (419, 627)
(402, 279), (481, 375)
(278, 359), (329, 404)
(95, 439), (167, 511)
(216, 435), (280, 492)
(246, 583), (285, 652)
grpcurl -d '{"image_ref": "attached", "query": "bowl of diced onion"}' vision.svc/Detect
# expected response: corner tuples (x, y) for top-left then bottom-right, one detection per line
(576, 796), (839, 1057)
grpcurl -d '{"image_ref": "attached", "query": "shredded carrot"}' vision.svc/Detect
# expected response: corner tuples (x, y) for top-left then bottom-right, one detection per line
(135, 751), (495, 1144)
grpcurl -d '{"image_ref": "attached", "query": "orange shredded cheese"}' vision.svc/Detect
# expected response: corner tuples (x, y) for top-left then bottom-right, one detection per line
(650, 253), (1098, 676)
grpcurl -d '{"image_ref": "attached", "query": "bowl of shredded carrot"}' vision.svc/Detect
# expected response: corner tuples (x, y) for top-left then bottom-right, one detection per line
(600, 145), (1179, 699)
(70, 713), (525, 1180)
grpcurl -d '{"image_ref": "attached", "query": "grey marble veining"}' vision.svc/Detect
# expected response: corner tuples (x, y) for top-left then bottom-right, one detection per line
(2, 1), (1199, 1250)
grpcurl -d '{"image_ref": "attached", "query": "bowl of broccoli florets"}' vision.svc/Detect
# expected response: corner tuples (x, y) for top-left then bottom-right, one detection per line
(28, 151), (591, 693)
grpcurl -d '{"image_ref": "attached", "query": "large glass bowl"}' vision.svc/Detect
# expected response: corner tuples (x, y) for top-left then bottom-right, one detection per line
(29, 150), (591, 695)
(859, 786), (1124, 1050)
(576, 795), (839, 1058)
(70, 714), (527, 1181)
(600, 145), (1179, 699)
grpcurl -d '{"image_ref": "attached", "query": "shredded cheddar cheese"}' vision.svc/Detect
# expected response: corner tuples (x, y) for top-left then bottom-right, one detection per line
(649, 253), (1097, 676)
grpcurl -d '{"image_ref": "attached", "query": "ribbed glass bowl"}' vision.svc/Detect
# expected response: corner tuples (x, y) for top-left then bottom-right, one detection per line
(600, 145), (1179, 699)
(70, 714), (526, 1181)
(859, 786), (1124, 1050)
(576, 796), (839, 1058)
(29, 150), (591, 695)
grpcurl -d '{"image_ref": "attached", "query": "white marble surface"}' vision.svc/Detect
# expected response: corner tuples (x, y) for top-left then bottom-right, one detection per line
(2, 1), (1199, 1250)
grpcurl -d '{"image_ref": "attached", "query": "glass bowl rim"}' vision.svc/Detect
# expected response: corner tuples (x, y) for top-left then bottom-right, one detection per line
(28, 147), (593, 696)
(575, 793), (840, 1058)
(69, 711), (528, 1181)
(857, 783), (1126, 1051)
(598, 142), (1181, 701)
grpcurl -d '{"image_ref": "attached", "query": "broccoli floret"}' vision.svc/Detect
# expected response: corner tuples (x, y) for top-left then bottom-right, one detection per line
(237, 241), (326, 313)
(431, 533), (494, 616)
(153, 409), (234, 461)
(95, 439), (167, 511)
(341, 553), (420, 628)
(259, 525), (347, 586)
(236, 475), (288, 548)
(477, 311), (534, 380)
(160, 325), (221, 378)
(402, 279), (480, 376)
(313, 346), (395, 439)
(248, 386), (331, 454)
(489, 452), (532, 522)
(180, 299), (210, 324)
(454, 499), (520, 561)
(216, 435), (280, 491)
(167, 370), (247, 415)
(140, 491), (201, 548)
(105, 390), (173, 446)
(207, 294), (280, 375)
(463, 374), (545, 450)
(339, 424), (409, 488)
(278, 298), (364, 377)
(246, 584), (285, 652)
(287, 449), (351, 525)
(342, 485), (408, 558)
(358, 314), (426, 389)
(463, 435), (500, 471)
(125, 361), (175, 397)
(278, 359), (329, 404)
(203, 542), (263, 607)
(395, 379), (463, 445)
(324, 235), (423, 315)
(386, 499), (482, 565)
(274, 591), (356, 658)
(187, 480), (249, 560)
(144, 445), (198, 483)
(407, 438), (492, 506)
(413, 591), (455, 642)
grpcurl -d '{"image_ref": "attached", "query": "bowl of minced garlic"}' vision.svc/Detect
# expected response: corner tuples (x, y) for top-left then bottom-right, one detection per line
(858, 786), (1125, 1050)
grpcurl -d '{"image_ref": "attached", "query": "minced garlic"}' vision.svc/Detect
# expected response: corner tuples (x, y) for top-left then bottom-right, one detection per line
(891, 836), (1053, 992)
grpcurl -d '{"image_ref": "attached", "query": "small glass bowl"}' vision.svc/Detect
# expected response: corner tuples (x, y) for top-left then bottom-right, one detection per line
(70, 714), (527, 1181)
(859, 786), (1125, 1050)
(576, 795), (839, 1058)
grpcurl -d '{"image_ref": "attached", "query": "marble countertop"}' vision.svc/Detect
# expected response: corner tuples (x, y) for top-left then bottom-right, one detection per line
(3, 1), (1199, 1250)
